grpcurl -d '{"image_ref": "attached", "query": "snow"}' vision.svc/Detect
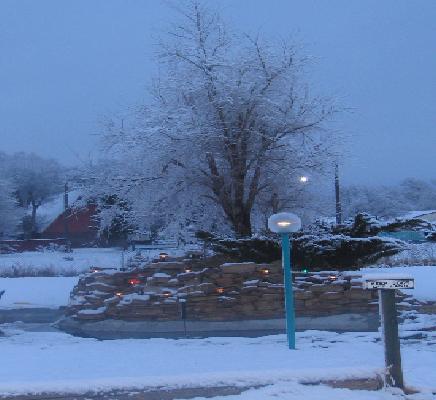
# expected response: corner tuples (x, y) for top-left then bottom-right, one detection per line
(77, 307), (106, 315)
(0, 329), (434, 396)
(243, 279), (260, 286)
(0, 277), (78, 309)
(189, 383), (424, 400)
(361, 266), (436, 302)
(0, 247), (185, 277)
(362, 273), (414, 280)
(33, 190), (82, 231)
(153, 272), (171, 278)
(402, 210), (436, 220)
(119, 293), (150, 305)
(0, 263), (434, 396)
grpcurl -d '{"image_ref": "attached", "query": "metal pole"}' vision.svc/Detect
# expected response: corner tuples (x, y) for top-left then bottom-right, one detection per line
(379, 289), (404, 388)
(180, 300), (187, 338)
(64, 182), (71, 252)
(335, 163), (342, 225)
(281, 233), (296, 349)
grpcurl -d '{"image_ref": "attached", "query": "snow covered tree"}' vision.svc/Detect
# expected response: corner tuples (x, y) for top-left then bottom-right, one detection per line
(97, 1), (340, 237)
(341, 178), (436, 219)
(0, 152), (65, 236)
(0, 178), (22, 238)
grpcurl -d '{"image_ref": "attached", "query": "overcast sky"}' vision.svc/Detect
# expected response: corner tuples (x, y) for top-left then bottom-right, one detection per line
(1, 0), (435, 184)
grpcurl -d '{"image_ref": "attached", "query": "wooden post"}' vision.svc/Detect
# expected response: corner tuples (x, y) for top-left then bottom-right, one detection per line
(180, 300), (187, 337)
(379, 289), (404, 388)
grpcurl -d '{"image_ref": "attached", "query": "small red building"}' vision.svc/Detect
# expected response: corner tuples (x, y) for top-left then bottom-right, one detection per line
(43, 204), (99, 247)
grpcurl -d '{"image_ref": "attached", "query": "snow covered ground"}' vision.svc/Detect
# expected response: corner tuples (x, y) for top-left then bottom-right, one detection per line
(0, 328), (434, 398)
(191, 383), (431, 400)
(0, 264), (434, 397)
(0, 277), (78, 309)
(0, 247), (184, 277)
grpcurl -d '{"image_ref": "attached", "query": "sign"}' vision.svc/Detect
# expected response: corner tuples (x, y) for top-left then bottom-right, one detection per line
(363, 274), (415, 389)
(364, 279), (414, 290)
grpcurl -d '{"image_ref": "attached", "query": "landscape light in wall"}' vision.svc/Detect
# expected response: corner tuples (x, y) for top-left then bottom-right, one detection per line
(299, 176), (308, 183)
(159, 252), (169, 261)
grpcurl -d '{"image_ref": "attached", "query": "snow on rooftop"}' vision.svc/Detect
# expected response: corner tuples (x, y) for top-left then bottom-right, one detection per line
(32, 189), (83, 231)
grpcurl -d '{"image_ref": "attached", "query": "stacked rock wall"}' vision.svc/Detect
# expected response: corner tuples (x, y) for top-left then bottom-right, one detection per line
(65, 260), (378, 323)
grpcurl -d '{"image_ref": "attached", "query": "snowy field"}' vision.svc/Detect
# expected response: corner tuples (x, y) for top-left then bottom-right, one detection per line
(0, 277), (78, 309)
(0, 328), (435, 398)
(0, 247), (184, 277)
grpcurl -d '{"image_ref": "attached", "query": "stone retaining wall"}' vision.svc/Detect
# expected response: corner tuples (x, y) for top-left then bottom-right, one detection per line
(64, 260), (379, 324)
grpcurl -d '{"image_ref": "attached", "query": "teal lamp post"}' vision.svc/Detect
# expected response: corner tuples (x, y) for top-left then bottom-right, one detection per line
(268, 212), (301, 349)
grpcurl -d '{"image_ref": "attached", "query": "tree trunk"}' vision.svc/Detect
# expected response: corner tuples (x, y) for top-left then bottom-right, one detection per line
(232, 207), (252, 237)
(31, 201), (38, 237)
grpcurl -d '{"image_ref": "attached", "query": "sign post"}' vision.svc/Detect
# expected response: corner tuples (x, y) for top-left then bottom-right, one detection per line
(363, 274), (415, 389)
(268, 212), (301, 350)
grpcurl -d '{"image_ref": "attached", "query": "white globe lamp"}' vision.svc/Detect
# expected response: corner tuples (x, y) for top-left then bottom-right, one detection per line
(268, 212), (301, 234)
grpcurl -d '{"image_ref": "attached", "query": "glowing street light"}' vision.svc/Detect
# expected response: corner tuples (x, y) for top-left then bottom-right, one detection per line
(268, 213), (301, 234)
(299, 176), (308, 183)
(268, 212), (301, 349)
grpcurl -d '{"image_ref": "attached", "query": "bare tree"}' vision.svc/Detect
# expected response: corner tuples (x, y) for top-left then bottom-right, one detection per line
(100, 1), (340, 237)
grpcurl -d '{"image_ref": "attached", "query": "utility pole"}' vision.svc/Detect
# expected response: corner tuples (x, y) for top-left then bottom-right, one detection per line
(335, 163), (342, 225)
(64, 182), (71, 252)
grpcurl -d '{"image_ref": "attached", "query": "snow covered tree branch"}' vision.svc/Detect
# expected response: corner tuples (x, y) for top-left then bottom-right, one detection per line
(94, 1), (342, 238)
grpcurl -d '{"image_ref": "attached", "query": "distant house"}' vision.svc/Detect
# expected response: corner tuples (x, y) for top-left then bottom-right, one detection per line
(37, 191), (99, 247)
(42, 203), (99, 247)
